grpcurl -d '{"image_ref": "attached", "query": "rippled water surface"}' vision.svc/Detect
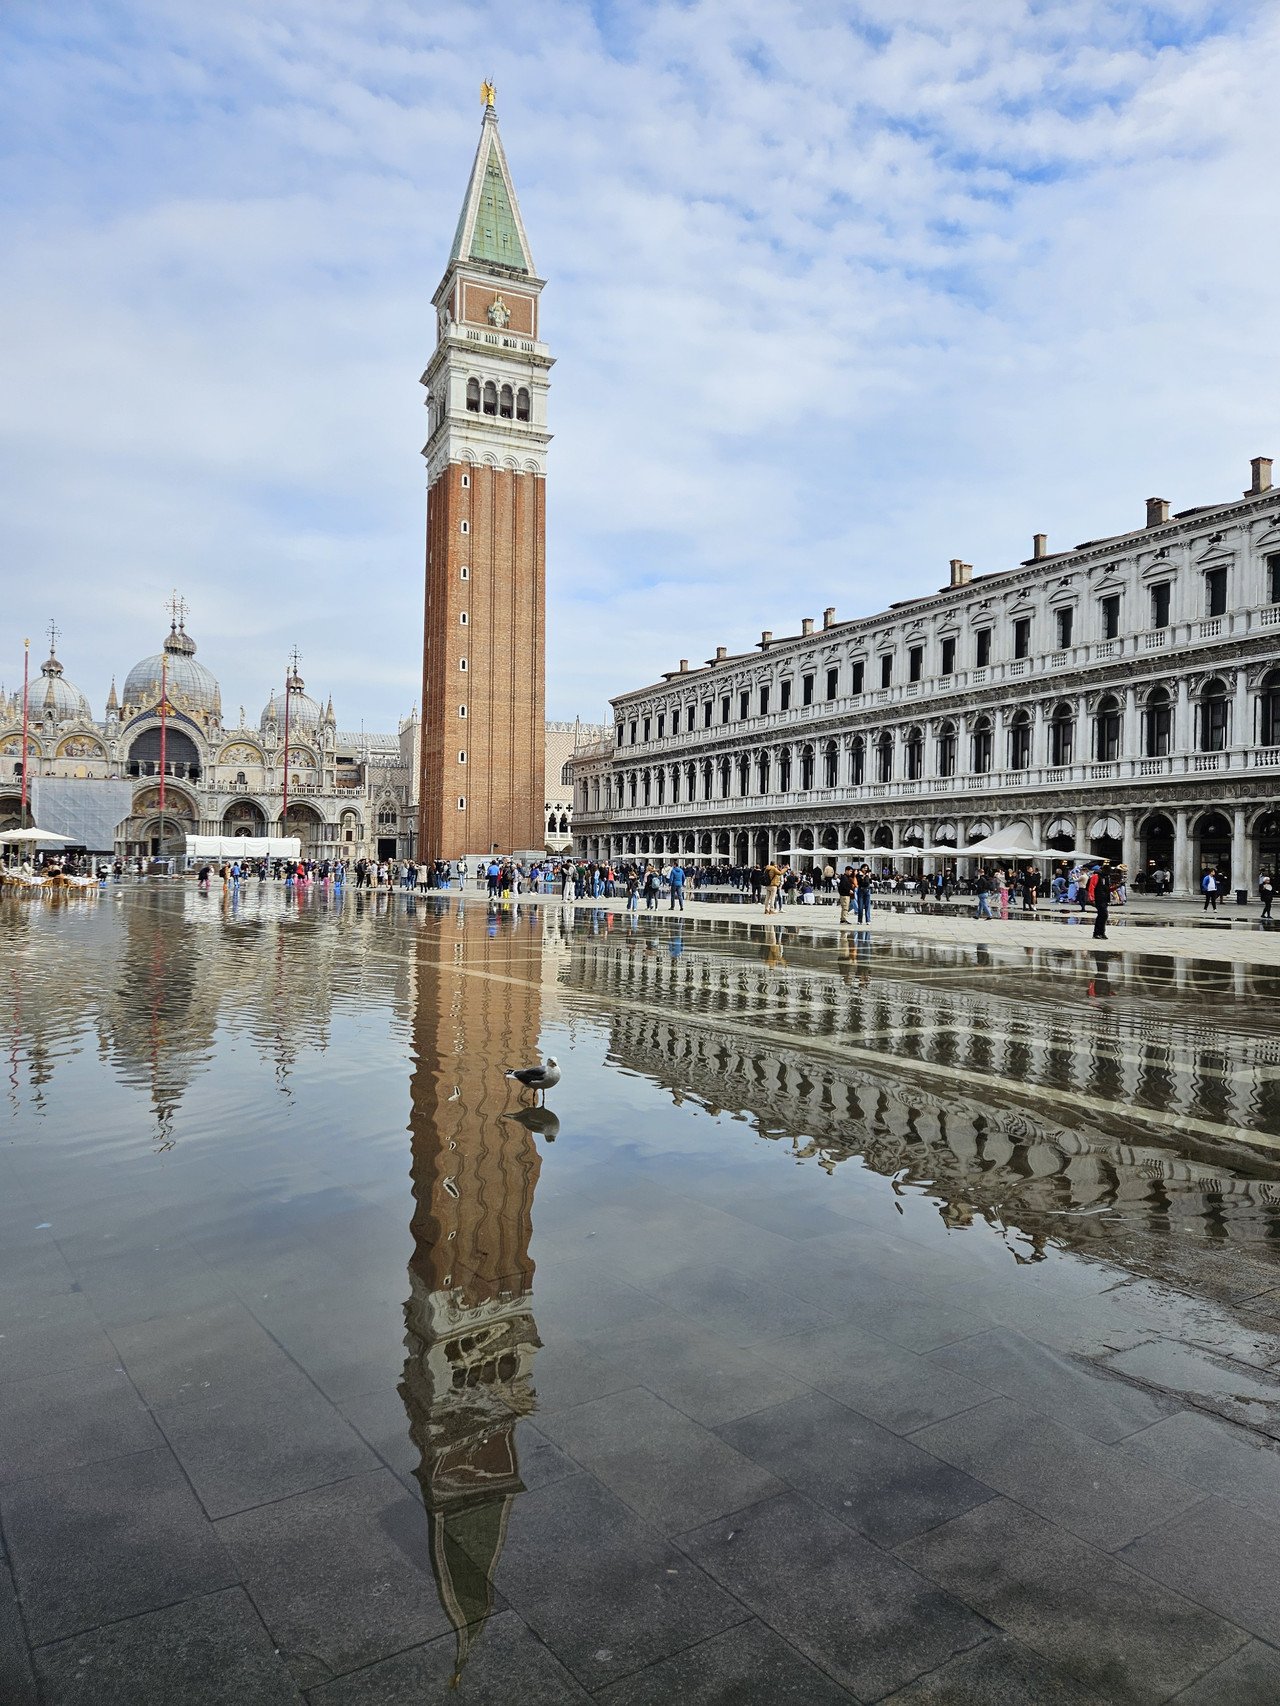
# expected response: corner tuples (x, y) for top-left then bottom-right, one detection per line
(3, 883), (1280, 1698)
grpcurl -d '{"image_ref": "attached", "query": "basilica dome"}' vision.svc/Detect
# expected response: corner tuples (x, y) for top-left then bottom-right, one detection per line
(123, 623), (222, 719)
(260, 672), (323, 736)
(35, 651), (93, 721)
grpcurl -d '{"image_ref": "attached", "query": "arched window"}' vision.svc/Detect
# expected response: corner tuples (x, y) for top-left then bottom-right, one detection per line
(686, 761), (697, 798)
(547, 812), (557, 834)
(971, 715), (993, 774)
(936, 721), (956, 777)
(1094, 694), (1121, 761)
(717, 756), (731, 795)
(701, 759), (714, 799)
(1007, 711), (1031, 771)
(1049, 703), (1074, 766)
(670, 765), (680, 802)
(627, 773), (637, 807)
(822, 740), (838, 788)
(779, 748), (793, 792)
(876, 731), (893, 783)
(559, 813), (568, 834)
(756, 750), (771, 792)
(466, 378), (480, 413)
(851, 737), (865, 786)
(1145, 686), (1172, 756)
(1199, 678), (1229, 752)
(516, 387), (530, 421)
(799, 744), (814, 790)
(642, 770), (652, 806)
(904, 727), (923, 780)
(737, 753), (751, 793)
(1261, 670), (1280, 747)
(656, 768), (666, 804)
(499, 384), (514, 419)
(482, 381), (497, 416)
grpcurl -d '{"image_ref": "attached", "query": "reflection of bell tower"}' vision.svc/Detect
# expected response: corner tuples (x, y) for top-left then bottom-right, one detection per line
(399, 908), (544, 1684)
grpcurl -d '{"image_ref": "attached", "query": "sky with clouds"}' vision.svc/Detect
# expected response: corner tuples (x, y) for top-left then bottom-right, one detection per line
(1, 0), (1276, 731)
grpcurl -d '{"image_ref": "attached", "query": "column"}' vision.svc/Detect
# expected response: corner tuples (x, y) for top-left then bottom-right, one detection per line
(1173, 807), (1191, 895)
(1233, 805), (1252, 898)
(1174, 678), (1191, 756)
(1075, 694), (1090, 769)
(1031, 700), (1047, 769)
(1122, 685), (1138, 768)
(1073, 811), (1088, 858)
(1122, 809), (1138, 880)
(990, 706), (1005, 779)
(1233, 670), (1251, 753)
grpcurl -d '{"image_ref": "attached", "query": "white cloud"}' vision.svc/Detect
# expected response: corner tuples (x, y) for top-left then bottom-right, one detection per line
(0, 0), (1275, 727)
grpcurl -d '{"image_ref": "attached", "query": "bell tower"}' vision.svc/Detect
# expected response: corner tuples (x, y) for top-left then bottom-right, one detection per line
(418, 87), (552, 862)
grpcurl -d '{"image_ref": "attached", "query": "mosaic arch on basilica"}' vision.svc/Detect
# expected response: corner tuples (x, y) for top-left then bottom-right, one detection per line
(0, 612), (418, 858)
(570, 457), (1280, 897)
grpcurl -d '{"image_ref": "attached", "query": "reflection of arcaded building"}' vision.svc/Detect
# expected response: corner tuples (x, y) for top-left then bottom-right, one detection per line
(400, 906), (545, 1682)
(564, 921), (1280, 1258)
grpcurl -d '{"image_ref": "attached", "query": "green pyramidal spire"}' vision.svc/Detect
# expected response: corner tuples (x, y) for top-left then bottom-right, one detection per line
(449, 101), (534, 277)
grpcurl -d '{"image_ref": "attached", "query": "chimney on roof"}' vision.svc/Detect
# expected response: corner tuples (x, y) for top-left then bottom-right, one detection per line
(800, 617), (814, 636)
(1146, 497), (1170, 527)
(823, 607), (836, 629)
(1248, 456), (1273, 495)
(715, 645), (727, 661)
(949, 558), (972, 588)
(1032, 533), (1048, 560)
(678, 659), (688, 673)
(759, 630), (772, 649)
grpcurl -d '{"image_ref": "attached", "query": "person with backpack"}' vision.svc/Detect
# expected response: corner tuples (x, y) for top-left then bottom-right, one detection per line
(837, 865), (855, 925)
(1202, 868), (1220, 912)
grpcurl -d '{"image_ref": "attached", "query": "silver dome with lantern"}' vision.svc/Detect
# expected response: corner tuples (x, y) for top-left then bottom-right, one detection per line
(260, 670), (323, 736)
(35, 647), (93, 722)
(122, 621), (222, 721)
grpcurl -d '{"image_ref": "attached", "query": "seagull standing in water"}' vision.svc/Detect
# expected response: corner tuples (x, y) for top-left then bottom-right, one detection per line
(506, 1057), (560, 1105)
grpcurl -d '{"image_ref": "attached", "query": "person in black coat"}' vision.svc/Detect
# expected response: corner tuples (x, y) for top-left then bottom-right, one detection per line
(1093, 863), (1113, 941)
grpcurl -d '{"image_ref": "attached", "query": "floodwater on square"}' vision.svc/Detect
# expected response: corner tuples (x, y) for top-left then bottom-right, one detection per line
(3, 884), (1280, 1699)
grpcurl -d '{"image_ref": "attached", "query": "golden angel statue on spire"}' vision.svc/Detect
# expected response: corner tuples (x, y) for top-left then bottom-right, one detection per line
(481, 80), (497, 110)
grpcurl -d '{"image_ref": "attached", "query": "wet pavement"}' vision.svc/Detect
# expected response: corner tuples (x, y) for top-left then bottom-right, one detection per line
(2, 884), (1280, 1703)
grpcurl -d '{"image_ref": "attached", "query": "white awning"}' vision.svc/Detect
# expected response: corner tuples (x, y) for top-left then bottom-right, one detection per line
(1089, 816), (1123, 840)
(185, 836), (302, 859)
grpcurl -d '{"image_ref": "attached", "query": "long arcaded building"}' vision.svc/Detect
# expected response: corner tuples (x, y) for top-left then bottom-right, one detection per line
(569, 457), (1280, 893)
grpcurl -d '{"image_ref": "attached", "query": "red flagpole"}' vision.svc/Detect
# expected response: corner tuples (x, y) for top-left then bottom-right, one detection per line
(20, 639), (29, 829)
(281, 661), (292, 837)
(158, 648), (168, 857)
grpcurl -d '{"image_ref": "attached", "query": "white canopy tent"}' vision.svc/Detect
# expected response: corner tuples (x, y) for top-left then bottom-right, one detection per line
(184, 835), (302, 861)
(1, 827), (73, 845)
(915, 831), (1075, 860)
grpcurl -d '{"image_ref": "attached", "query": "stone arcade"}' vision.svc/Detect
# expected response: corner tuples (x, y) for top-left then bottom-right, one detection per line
(570, 459), (1280, 895)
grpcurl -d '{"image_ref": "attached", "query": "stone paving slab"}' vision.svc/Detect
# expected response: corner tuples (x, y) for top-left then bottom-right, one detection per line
(716, 1390), (995, 1550)
(897, 1496), (1248, 1704)
(680, 1489), (990, 1701)
(33, 1586), (305, 1706)
(304, 1609), (590, 1704)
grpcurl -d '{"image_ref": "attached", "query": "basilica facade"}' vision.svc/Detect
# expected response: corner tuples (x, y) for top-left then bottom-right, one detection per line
(570, 456), (1280, 895)
(0, 614), (419, 860)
